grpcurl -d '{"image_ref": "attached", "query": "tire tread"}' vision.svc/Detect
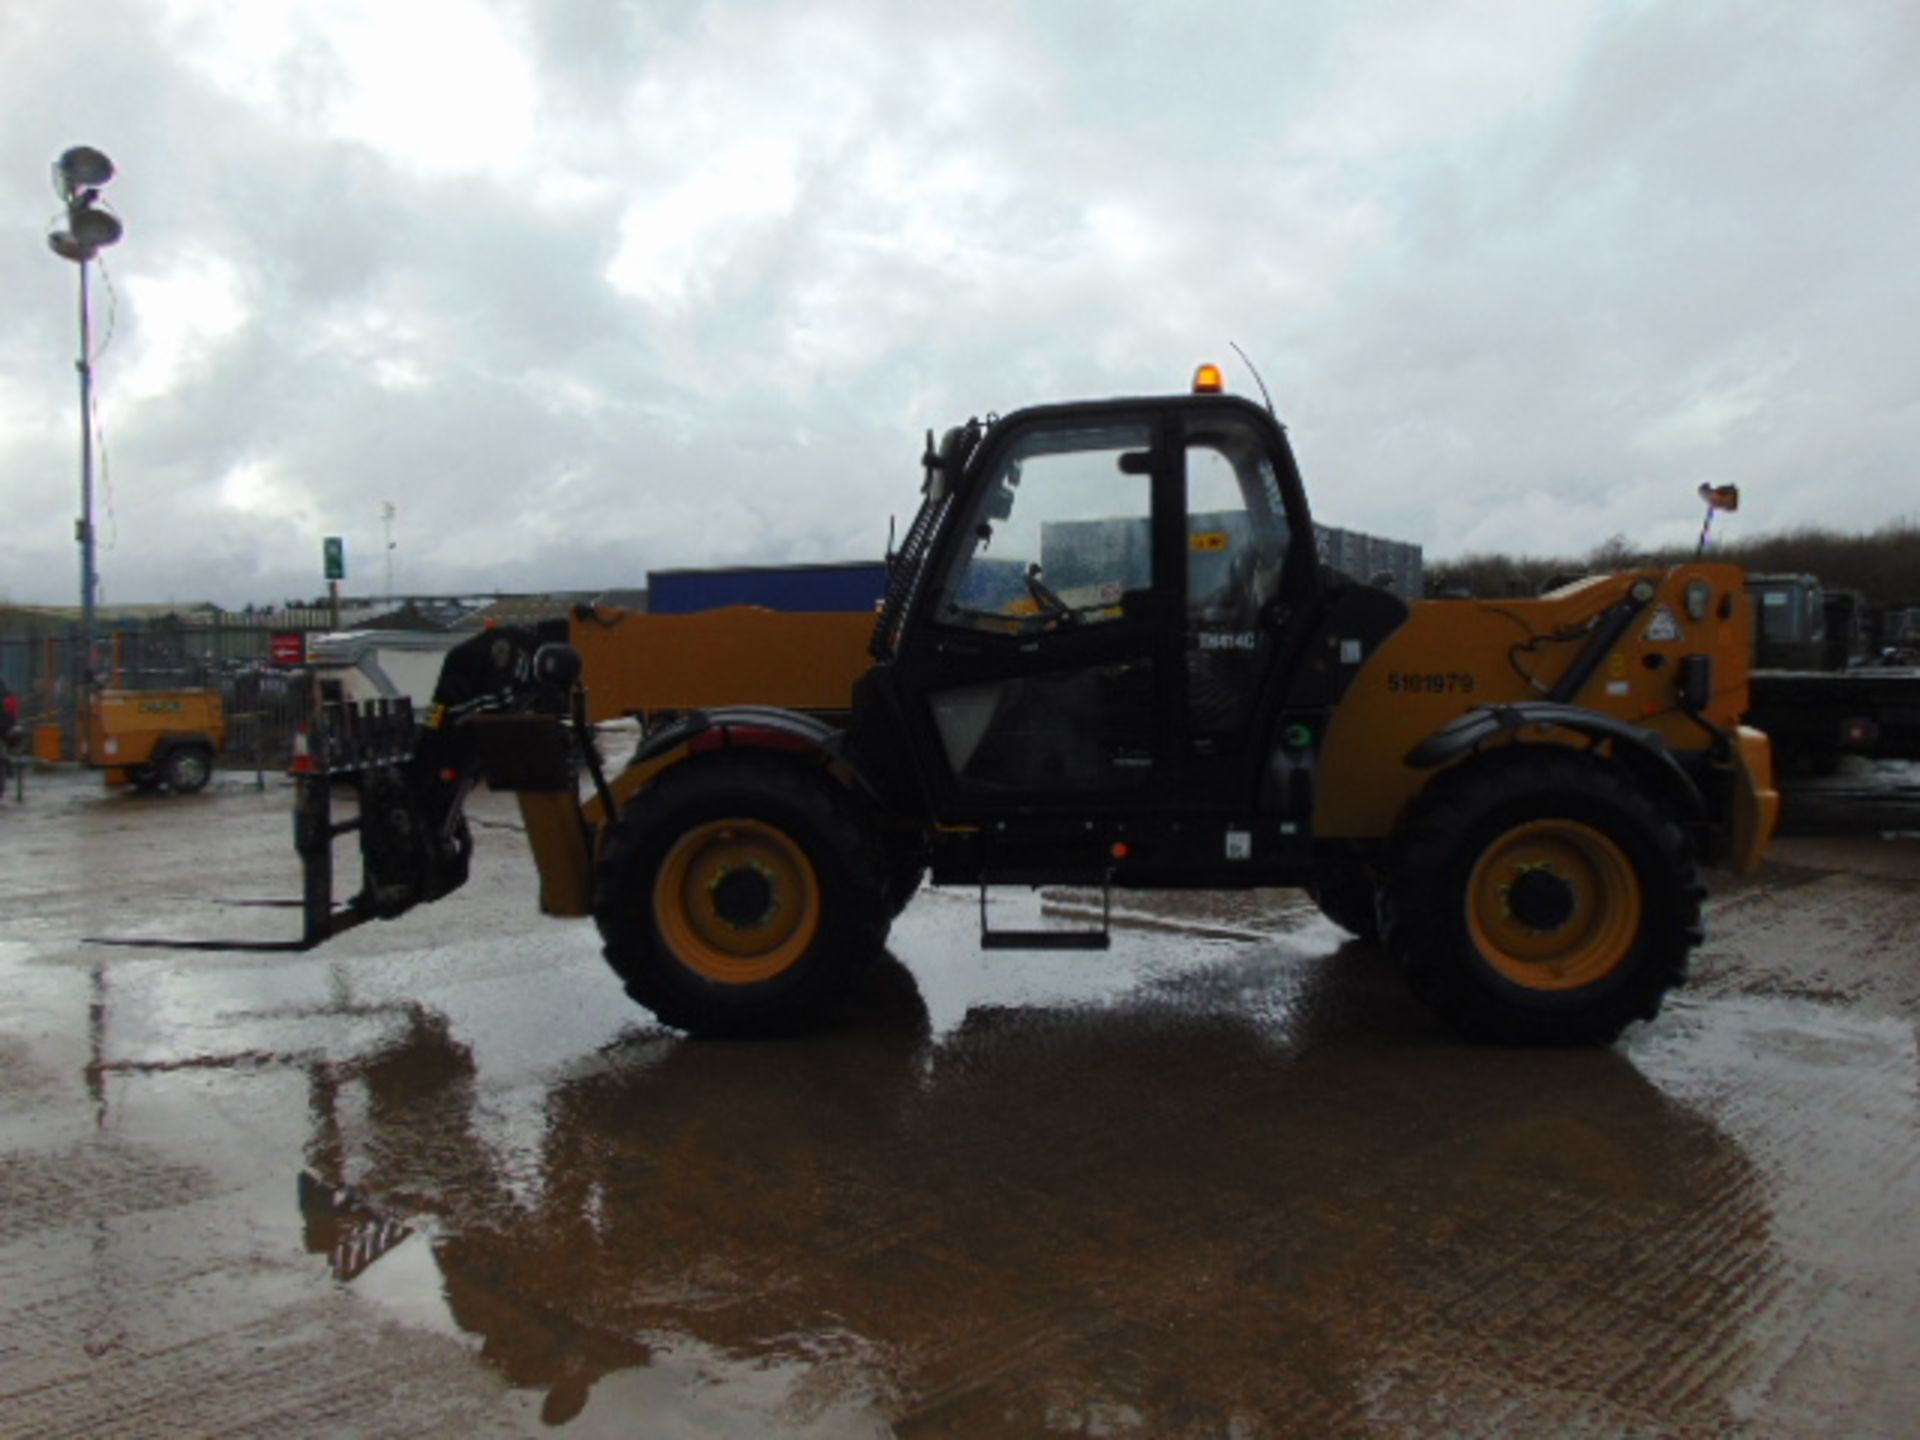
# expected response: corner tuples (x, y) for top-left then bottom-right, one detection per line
(595, 754), (889, 1037)
(1383, 748), (1701, 1045)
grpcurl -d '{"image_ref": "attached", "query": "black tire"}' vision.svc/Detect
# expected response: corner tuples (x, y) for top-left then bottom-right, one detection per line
(1309, 857), (1381, 944)
(594, 753), (891, 1038)
(1383, 749), (1703, 1046)
(886, 860), (927, 918)
(161, 746), (213, 794)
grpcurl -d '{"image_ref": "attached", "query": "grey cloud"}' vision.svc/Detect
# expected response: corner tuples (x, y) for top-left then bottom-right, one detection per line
(3, 0), (1916, 609)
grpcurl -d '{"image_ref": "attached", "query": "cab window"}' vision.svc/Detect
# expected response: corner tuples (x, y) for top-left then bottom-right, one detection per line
(1185, 419), (1290, 621)
(934, 421), (1154, 633)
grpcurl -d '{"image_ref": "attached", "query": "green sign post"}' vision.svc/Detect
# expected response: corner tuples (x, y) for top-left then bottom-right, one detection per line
(323, 536), (346, 580)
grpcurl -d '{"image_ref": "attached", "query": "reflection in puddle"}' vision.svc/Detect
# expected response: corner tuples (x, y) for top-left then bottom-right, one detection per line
(299, 1172), (414, 1282)
(281, 942), (1893, 1436)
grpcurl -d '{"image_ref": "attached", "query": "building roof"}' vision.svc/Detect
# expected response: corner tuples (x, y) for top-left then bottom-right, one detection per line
(0, 601), (222, 623)
(454, 596), (582, 630)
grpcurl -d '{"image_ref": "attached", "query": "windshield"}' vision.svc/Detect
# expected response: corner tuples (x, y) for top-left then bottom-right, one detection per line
(1755, 584), (1817, 642)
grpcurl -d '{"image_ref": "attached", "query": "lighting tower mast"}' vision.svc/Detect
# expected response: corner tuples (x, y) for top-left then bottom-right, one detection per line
(382, 501), (397, 606)
(46, 146), (124, 747)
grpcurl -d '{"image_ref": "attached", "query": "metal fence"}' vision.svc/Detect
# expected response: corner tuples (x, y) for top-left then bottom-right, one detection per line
(1315, 525), (1425, 599)
(1, 618), (320, 770)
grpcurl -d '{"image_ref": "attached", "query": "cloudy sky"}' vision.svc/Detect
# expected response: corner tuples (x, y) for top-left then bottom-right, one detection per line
(2, 0), (1915, 608)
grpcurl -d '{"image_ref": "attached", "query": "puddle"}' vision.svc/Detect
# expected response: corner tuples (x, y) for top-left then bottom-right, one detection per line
(8, 780), (1917, 1436)
(274, 948), (1920, 1435)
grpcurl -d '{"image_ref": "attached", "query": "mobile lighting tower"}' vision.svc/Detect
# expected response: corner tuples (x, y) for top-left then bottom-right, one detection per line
(46, 145), (124, 754)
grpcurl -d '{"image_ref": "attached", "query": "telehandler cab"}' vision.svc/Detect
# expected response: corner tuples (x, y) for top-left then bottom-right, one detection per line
(238, 372), (1778, 1045)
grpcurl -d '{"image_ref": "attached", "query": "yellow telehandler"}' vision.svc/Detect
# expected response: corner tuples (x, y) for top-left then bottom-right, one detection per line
(172, 372), (1779, 1045)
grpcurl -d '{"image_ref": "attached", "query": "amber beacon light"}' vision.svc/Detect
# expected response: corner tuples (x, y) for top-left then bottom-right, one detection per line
(1191, 362), (1224, 394)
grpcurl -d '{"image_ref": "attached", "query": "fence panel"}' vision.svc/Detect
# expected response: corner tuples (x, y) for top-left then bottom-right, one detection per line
(0, 619), (323, 770)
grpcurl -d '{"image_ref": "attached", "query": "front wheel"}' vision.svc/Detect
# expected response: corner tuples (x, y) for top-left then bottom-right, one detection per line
(1309, 856), (1381, 944)
(594, 754), (890, 1037)
(1384, 751), (1703, 1045)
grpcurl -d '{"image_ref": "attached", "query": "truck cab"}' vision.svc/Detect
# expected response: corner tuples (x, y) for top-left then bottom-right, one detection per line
(1747, 573), (1827, 671)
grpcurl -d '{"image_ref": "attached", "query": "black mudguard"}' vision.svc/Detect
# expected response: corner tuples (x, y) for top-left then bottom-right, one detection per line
(1406, 702), (1707, 820)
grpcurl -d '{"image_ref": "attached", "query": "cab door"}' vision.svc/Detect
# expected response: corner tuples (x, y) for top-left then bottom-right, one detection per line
(892, 410), (1180, 818)
(1173, 406), (1322, 808)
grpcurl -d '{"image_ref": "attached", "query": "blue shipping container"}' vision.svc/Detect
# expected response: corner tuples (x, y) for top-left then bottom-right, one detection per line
(647, 562), (889, 615)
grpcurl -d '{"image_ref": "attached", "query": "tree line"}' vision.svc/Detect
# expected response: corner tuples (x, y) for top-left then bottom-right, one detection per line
(1426, 518), (1920, 604)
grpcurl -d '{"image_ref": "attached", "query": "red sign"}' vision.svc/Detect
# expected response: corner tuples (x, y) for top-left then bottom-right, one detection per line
(269, 632), (306, 667)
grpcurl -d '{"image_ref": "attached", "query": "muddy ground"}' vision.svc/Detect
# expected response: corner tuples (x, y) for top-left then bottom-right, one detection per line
(1, 761), (1916, 1438)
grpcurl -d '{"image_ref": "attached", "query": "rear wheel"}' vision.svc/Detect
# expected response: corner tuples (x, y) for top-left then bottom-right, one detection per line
(595, 754), (890, 1037)
(886, 859), (927, 918)
(1384, 750), (1702, 1045)
(162, 745), (213, 794)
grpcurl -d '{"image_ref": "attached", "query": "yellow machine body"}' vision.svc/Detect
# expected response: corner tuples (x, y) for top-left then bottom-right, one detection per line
(510, 605), (876, 917)
(513, 566), (1777, 917)
(568, 605), (875, 725)
(87, 688), (225, 783)
(1317, 563), (1777, 862)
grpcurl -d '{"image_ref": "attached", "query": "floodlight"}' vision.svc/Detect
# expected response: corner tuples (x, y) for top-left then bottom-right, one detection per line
(47, 231), (94, 262)
(71, 206), (123, 250)
(46, 205), (123, 264)
(57, 146), (115, 196)
(47, 144), (123, 265)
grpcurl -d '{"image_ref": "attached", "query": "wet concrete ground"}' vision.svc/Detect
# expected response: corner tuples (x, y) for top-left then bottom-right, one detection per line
(2, 764), (1917, 1437)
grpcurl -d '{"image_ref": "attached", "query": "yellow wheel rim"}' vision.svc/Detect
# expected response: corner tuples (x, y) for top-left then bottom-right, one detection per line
(652, 818), (821, 985)
(1466, 819), (1642, 991)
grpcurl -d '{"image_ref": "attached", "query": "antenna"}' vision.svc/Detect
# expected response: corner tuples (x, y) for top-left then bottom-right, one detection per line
(1229, 341), (1277, 419)
(381, 501), (397, 604)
